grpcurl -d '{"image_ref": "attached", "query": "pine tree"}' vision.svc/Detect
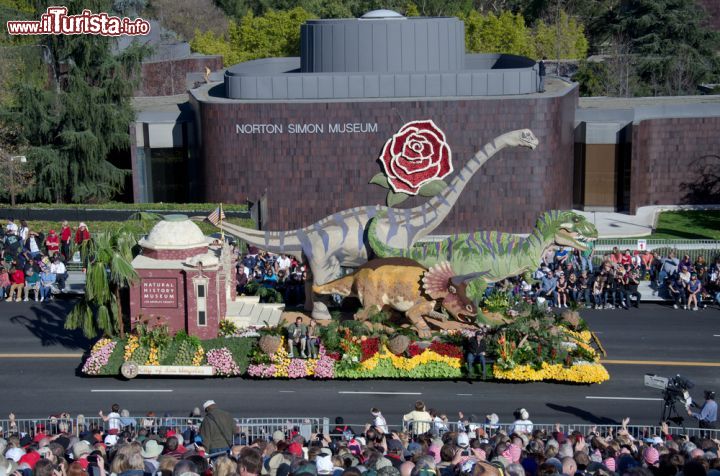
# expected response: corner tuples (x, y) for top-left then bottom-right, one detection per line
(613, 0), (720, 95)
(1, 0), (148, 203)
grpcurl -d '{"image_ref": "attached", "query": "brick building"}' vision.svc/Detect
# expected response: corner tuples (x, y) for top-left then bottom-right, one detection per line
(129, 215), (233, 338)
(131, 11), (720, 234)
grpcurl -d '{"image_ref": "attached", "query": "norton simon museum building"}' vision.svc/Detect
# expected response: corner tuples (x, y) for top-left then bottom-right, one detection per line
(130, 11), (720, 234)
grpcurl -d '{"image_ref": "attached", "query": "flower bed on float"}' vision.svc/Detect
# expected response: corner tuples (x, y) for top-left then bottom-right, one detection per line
(81, 306), (608, 384)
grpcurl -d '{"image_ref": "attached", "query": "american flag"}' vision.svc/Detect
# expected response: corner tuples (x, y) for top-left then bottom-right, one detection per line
(207, 206), (226, 226)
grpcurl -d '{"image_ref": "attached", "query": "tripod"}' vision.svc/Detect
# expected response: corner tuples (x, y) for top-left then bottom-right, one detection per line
(661, 390), (687, 428)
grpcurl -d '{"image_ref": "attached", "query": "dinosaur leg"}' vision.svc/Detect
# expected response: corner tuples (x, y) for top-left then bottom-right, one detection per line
(309, 256), (344, 320)
(406, 301), (436, 339)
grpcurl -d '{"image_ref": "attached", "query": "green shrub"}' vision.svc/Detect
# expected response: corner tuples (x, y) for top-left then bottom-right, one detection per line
(100, 338), (126, 375)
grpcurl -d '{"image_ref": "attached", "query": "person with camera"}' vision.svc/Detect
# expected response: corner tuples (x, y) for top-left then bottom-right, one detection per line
(199, 400), (235, 456)
(688, 390), (717, 429)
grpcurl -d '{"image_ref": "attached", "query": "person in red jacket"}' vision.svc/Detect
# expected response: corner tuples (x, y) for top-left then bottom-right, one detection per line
(74, 222), (91, 246)
(74, 222), (91, 272)
(6, 266), (24, 302)
(45, 229), (60, 257)
(60, 220), (72, 260)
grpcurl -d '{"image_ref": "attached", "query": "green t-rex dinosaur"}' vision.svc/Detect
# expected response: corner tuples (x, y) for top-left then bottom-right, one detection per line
(368, 210), (599, 303)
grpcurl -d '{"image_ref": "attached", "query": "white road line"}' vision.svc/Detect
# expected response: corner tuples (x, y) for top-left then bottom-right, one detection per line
(338, 391), (422, 395)
(279, 390), (296, 393)
(456, 394), (473, 396)
(91, 389), (174, 393)
(585, 396), (662, 401)
(714, 335), (720, 337)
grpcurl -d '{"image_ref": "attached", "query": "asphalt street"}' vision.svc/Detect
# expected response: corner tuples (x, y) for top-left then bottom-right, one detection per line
(0, 299), (718, 427)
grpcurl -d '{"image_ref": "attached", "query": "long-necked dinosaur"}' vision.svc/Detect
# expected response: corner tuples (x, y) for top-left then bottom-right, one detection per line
(368, 210), (599, 303)
(214, 129), (539, 318)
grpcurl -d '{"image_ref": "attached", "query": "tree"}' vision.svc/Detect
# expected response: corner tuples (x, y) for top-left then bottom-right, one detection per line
(0, 0), (148, 204)
(148, 0), (228, 40)
(462, 10), (536, 57)
(613, 0), (720, 96)
(66, 228), (140, 338)
(192, 8), (314, 66)
(534, 9), (588, 59)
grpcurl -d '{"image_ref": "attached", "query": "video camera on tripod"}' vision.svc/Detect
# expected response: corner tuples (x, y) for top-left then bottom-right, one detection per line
(645, 374), (695, 424)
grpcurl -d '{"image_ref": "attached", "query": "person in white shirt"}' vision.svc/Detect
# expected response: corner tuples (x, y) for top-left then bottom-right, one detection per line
(371, 408), (388, 434)
(277, 255), (292, 272)
(5, 219), (18, 235)
(18, 220), (29, 242)
(509, 408), (533, 434)
(99, 403), (122, 433)
(50, 256), (68, 290)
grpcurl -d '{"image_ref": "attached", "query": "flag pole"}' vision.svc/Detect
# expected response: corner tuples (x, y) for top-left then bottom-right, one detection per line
(219, 203), (225, 242)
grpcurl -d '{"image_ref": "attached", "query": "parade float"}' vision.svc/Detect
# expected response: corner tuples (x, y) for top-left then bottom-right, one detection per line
(81, 121), (608, 383)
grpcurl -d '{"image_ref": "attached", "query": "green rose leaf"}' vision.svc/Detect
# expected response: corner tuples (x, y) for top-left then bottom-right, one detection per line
(386, 191), (409, 207)
(417, 179), (448, 197)
(369, 173), (390, 189)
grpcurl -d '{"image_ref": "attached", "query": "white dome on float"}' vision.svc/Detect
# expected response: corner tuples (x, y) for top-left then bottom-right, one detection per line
(139, 214), (208, 250)
(360, 9), (405, 19)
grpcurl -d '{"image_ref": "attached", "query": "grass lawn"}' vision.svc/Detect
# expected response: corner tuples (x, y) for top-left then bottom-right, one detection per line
(25, 216), (255, 237)
(0, 202), (248, 211)
(649, 210), (720, 240)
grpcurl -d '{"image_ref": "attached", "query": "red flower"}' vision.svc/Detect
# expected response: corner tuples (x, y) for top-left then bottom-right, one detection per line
(379, 120), (453, 195)
(327, 352), (341, 361)
(428, 341), (463, 359)
(407, 342), (423, 357)
(361, 338), (379, 361)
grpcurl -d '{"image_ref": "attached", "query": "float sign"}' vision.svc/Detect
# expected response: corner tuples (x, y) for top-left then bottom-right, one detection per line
(141, 278), (178, 308)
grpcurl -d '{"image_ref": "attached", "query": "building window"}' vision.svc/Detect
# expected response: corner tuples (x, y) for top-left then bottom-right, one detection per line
(196, 282), (207, 327)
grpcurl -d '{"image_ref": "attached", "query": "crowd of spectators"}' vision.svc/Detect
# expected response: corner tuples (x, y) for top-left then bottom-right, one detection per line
(234, 247), (307, 306)
(484, 247), (720, 311)
(0, 218), (89, 302)
(2, 399), (719, 476)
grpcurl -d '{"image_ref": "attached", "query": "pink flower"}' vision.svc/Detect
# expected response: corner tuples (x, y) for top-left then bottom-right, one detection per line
(207, 348), (240, 376)
(287, 359), (307, 378)
(313, 356), (335, 379)
(82, 340), (117, 375)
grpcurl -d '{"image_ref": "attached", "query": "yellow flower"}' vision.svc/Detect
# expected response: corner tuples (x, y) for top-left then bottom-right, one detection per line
(492, 362), (609, 383)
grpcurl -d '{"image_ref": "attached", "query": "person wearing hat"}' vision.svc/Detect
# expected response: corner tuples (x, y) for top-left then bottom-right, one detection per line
(466, 330), (488, 379)
(74, 223), (91, 246)
(509, 409), (533, 434)
(199, 400), (235, 456)
(141, 439), (164, 473)
(45, 229), (60, 257)
(688, 390), (717, 429)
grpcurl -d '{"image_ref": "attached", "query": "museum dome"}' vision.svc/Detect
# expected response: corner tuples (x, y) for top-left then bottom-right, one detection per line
(139, 214), (208, 251)
(360, 9), (404, 18)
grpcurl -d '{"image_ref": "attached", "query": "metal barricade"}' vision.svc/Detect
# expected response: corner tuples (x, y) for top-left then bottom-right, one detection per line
(593, 239), (720, 265)
(237, 418), (330, 442)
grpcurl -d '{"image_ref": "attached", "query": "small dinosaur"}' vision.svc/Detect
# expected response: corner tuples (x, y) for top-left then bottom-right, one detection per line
(212, 129), (539, 319)
(368, 210), (599, 304)
(313, 258), (476, 338)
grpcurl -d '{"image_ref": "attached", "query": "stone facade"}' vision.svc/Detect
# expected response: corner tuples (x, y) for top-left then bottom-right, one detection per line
(196, 86), (578, 234)
(137, 56), (224, 97)
(630, 117), (720, 212)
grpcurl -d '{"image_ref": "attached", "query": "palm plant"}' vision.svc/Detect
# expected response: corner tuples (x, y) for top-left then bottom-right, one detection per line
(65, 228), (139, 338)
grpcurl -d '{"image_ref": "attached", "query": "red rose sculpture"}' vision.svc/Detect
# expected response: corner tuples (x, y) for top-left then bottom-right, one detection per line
(378, 120), (453, 195)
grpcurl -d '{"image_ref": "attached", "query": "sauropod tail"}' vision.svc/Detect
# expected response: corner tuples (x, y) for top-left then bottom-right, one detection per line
(312, 274), (355, 297)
